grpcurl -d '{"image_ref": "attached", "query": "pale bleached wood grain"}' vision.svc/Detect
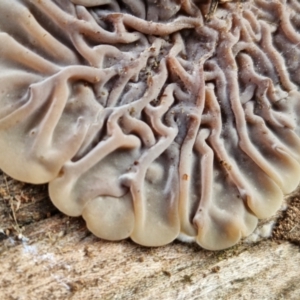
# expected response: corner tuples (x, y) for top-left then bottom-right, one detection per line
(0, 217), (300, 299)
(0, 174), (300, 300)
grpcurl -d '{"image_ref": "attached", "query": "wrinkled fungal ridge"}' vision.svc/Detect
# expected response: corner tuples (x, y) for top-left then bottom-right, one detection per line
(1, 0), (300, 250)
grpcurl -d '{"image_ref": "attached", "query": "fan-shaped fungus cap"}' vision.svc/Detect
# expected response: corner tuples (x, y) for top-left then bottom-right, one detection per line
(1, 0), (300, 250)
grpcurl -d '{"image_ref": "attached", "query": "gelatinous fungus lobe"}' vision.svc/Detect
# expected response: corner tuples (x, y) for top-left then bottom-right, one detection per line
(1, 0), (300, 250)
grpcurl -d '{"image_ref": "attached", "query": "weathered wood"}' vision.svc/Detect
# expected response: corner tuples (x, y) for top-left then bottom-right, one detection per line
(0, 173), (300, 300)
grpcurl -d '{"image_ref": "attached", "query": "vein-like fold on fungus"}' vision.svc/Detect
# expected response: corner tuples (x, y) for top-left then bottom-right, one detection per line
(1, 0), (300, 250)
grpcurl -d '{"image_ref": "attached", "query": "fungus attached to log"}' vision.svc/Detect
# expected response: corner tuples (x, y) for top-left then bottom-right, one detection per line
(1, 0), (300, 250)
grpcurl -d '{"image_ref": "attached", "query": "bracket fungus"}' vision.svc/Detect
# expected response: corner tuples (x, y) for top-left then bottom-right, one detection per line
(1, 0), (300, 250)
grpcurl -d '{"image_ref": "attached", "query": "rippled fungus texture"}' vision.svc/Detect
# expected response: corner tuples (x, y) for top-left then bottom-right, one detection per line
(1, 0), (300, 250)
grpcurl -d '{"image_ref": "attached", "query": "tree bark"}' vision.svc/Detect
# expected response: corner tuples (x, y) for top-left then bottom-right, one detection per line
(0, 172), (300, 300)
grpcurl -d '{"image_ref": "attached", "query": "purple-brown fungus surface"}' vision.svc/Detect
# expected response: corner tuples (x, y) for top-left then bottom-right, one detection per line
(1, 0), (300, 250)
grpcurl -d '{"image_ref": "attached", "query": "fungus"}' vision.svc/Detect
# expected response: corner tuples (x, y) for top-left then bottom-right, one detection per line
(1, 0), (300, 250)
